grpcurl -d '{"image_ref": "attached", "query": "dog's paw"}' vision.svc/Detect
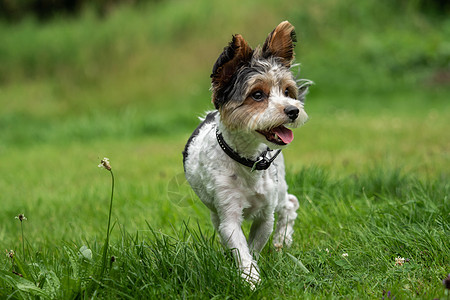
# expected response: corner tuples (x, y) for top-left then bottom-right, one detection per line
(241, 262), (260, 290)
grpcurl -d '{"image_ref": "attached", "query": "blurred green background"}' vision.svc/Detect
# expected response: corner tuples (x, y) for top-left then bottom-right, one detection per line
(0, 0), (449, 245)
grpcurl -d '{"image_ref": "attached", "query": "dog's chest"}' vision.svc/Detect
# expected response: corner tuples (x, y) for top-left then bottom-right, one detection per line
(238, 170), (279, 219)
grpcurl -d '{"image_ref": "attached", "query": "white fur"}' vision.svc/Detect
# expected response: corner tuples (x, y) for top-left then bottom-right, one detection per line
(184, 96), (306, 287)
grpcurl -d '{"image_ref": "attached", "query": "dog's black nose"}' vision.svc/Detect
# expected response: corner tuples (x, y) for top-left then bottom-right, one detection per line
(284, 105), (299, 120)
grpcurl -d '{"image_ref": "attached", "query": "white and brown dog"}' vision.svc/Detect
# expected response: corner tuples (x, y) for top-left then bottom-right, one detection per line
(183, 21), (311, 287)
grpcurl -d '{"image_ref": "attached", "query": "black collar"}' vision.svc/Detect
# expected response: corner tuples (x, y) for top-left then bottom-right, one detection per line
(216, 130), (281, 171)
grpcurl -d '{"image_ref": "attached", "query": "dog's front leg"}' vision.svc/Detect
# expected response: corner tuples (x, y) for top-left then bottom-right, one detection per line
(217, 208), (260, 287)
(248, 213), (275, 259)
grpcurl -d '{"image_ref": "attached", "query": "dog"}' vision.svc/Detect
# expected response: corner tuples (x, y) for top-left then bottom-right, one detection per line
(182, 21), (311, 287)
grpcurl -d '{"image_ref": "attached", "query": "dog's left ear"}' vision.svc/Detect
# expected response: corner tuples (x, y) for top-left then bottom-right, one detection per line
(262, 21), (297, 67)
(211, 34), (253, 108)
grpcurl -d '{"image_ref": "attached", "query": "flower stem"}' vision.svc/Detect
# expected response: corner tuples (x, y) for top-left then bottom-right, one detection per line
(101, 169), (115, 276)
(21, 222), (25, 260)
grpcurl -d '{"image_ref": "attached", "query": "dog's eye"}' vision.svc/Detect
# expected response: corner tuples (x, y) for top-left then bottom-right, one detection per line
(251, 91), (265, 101)
(284, 88), (290, 97)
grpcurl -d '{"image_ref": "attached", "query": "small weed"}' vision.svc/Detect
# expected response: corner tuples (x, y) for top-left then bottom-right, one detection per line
(14, 214), (27, 260)
(97, 157), (115, 277)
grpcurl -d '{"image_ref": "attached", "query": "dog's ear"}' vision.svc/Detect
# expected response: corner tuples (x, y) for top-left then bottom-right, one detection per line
(262, 21), (296, 67)
(211, 34), (253, 108)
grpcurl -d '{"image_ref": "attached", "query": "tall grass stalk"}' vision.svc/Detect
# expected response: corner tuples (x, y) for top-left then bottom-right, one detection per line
(15, 214), (27, 260)
(98, 158), (115, 276)
(20, 222), (24, 259)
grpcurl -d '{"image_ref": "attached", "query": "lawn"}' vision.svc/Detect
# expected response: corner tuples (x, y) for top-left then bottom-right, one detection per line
(0, 0), (449, 298)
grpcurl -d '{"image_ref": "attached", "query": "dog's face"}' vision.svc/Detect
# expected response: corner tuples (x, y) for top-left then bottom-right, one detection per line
(210, 21), (310, 149)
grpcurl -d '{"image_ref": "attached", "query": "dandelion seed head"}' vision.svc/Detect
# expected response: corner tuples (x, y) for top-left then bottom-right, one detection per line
(15, 214), (27, 222)
(98, 157), (112, 171)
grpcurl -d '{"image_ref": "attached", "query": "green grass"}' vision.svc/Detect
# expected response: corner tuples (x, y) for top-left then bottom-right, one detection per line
(1, 169), (448, 298)
(0, 0), (449, 298)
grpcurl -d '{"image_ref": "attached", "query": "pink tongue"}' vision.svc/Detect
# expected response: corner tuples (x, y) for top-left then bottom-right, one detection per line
(273, 126), (294, 144)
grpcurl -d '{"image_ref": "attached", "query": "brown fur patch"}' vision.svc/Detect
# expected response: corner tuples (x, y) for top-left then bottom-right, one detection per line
(283, 82), (298, 99)
(243, 94), (269, 112)
(211, 34), (253, 107)
(220, 95), (268, 131)
(247, 81), (271, 99)
(262, 21), (296, 67)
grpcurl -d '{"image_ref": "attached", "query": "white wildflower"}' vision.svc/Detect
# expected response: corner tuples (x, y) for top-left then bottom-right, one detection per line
(98, 157), (112, 171)
(395, 256), (405, 266)
(15, 214), (27, 222)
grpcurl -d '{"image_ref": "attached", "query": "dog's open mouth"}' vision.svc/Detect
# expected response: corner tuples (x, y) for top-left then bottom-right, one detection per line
(256, 125), (294, 145)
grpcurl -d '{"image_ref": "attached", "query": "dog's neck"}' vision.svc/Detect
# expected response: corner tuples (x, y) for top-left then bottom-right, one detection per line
(217, 120), (268, 161)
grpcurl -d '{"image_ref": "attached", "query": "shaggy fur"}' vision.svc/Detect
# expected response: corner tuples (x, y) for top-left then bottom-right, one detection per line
(183, 21), (311, 288)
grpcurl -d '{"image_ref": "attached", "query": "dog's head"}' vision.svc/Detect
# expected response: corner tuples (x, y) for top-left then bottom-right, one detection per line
(211, 21), (311, 149)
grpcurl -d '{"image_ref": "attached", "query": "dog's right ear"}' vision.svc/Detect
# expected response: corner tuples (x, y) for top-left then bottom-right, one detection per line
(262, 21), (296, 67)
(211, 34), (253, 109)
